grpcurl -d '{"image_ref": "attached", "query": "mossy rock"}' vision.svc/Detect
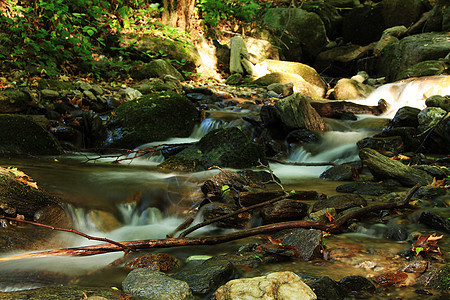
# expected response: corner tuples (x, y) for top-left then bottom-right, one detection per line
(395, 60), (448, 81)
(0, 114), (64, 156)
(132, 59), (184, 81)
(428, 263), (450, 290)
(104, 92), (199, 149)
(0, 286), (129, 300)
(37, 79), (75, 91)
(158, 127), (266, 172)
(0, 167), (69, 251)
(0, 89), (31, 113)
(121, 35), (201, 71)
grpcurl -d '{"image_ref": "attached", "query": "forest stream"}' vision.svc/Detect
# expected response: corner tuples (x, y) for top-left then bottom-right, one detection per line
(0, 76), (449, 299)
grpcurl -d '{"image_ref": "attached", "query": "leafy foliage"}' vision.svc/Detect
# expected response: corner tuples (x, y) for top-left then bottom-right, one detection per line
(0, 0), (164, 78)
(197, 0), (271, 28)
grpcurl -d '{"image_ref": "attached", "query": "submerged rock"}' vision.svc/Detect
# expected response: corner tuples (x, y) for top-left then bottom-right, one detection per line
(104, 92), (199, 149)
(0, 114), (63, 156)
(215, 271), (317, 300)
(122, 269), (192, 300)
(308, 276), (344, 300)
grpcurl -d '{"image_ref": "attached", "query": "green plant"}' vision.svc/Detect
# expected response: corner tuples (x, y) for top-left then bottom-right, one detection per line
(197, 0), (270, 28)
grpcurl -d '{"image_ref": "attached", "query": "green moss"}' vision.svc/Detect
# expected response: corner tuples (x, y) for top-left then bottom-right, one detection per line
(159, 127), (266, 172)
(0, 114), (64, 156)
(429, 263), (450, 290)
(37, 79), (75, 91)
(106, 92), (199, 149)
(0, 174), (61, 219)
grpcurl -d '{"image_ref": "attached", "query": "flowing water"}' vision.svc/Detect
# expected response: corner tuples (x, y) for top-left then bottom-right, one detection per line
(0, 76), (449, 297)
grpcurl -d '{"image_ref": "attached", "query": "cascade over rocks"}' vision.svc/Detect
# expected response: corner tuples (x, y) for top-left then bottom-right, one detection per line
(104, 92), (199, 149)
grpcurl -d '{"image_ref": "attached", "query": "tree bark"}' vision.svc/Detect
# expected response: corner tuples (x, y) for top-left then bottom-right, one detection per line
(162, 0), (197, 31)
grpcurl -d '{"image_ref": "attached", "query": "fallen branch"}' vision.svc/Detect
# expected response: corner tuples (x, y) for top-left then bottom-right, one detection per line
(0, 220), (328, 261)
(0, 216), (129, 251)
(178, 193), (290, 238)
(267, 157), (338, 166)
(331, 182), (422, 229)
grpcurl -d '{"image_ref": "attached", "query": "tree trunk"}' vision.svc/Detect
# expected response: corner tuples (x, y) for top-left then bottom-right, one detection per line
(162, 0), (197, 31)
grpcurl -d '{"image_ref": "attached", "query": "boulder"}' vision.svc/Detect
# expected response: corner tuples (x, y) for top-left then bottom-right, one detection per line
(314, 43), (376, 76)
(260, 60), (327, 98)
(132, 59), (184, 81)
(172, 258), (234, 295)
(388, 106), (421, 128)
(261, 200), (308, 224)
(244, 36), (279, 61)
(308, 276), (344, 300)
(0, 89), (31, 113)
(122, 269), (192, 300)
(274, 93), (328, 133)
(0, 114), (63, 156)
(124, 253), (181, 272)
(379, 32), (450, 81)
(158, 127), (266, 172)
(120, 35), (201, 70)
(254, 72), (323, 100)
(373, 26), (408, 55)
(356, 135), (404, 152)
(300, 1), (343, 39)
(264, 8), (327, 62)
(201, 202), (251, 228)
(281, 229), (323, 261)
(320, 163), (359, 181)
(381, 0), (425, 29)
(336, 180), (400, 196)
(339, 276), (376, 296)
(419, 211), (450, 233)
(395, 60), (448, 80)
(333, 78), (375, 100)
(0, 167), (70, 252)
(426, 95), (450, 112)
(359, 148), (433, 186)
(215, 271), (317, 300)
(104, 92), (199, 149)
(424, 0), (450, 32)
(312, 194), (367, 212)
(342, 5), (385, 45)
(417, 107), (449, 153)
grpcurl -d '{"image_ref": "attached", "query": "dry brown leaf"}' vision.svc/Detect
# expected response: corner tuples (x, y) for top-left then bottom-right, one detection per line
(427, 177), (445, 187)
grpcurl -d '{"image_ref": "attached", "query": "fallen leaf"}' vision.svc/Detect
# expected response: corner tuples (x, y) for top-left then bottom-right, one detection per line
(427, 177), (445, 187)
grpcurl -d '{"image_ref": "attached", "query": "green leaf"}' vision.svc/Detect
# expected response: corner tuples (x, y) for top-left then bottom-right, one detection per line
(415, 247), (424, 255)
(221, 185), (230, 192)
(290, 190), (296, 194)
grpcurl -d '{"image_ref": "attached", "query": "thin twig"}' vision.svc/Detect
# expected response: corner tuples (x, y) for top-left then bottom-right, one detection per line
(178, 193), (291, 238)
(0, 216), (129, 251)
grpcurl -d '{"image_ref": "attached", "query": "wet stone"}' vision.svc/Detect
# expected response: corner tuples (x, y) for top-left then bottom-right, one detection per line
(124, 253), (181, 272)
(172, 257), (234, 295)
(336, 180), (399, 196)
(261, 199), (308, 224)
(339, 275), (376, 296)
(419, 211), (450, 233)
(281, 228), (323, 260)
(122, 269), (192, 300)
(320, 164), (356, 181)
(40, 89), (60, 99)
(384, 223), (409, 241)
(308, 276), (344, 300)
(312, 194), (367, 212)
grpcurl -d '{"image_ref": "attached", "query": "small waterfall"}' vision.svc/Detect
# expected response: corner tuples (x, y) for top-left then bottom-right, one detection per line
(349, 75), (450, 117)
(190, 118), (227, 139)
